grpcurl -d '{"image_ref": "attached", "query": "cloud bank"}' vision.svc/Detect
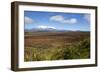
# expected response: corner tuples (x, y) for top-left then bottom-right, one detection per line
(24, 16), (34, 24)
(50, 15), (77, 24)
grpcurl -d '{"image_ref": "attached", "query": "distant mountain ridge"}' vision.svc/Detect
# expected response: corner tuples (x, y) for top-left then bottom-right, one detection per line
(25, 28), (90, 32)
(25, 28), (68, 32)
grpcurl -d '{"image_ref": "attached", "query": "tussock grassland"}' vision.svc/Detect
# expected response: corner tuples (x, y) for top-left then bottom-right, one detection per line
(24, 32), (90, 61)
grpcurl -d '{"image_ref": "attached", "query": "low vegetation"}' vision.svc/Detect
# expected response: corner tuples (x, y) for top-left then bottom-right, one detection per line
(24, 32), (90, 61)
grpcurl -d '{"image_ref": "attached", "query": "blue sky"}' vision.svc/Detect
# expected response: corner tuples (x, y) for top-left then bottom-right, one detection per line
(24, 11), (90, 31)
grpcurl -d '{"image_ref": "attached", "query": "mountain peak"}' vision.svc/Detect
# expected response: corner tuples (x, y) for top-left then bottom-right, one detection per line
(37, 26), (56, 30)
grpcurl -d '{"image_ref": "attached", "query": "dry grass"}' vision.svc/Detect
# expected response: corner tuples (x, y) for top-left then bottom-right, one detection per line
(24, 31), (90, 61)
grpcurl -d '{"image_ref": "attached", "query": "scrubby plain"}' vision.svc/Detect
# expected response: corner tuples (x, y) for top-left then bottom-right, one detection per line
(24, 31), (90, 61)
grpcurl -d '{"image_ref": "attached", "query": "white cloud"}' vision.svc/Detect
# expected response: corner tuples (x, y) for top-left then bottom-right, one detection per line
(61, 18), (77, 24)
(50, 15), (77, 24)
(50, 15), (64, 22)
(24, 16), (34, 24)
(84, 14), (90, 22)
(37, 25), (56, 29)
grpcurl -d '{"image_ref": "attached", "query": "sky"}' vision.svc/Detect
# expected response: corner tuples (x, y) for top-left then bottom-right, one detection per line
(24, 11), (90, 31)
